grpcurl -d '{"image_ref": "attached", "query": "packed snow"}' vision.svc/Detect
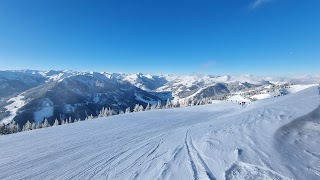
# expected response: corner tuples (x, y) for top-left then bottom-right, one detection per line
(0, 86), (319, 180)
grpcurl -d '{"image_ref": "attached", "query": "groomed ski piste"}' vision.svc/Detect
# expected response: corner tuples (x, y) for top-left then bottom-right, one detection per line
(0, 86), (319, 180)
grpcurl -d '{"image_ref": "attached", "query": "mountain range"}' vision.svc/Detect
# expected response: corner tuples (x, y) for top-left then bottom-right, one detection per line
(0, 70), (319, 126)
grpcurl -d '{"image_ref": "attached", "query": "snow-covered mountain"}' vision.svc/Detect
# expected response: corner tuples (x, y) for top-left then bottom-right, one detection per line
(0, 70), (319, 126)
(0, 86), (319, 180)
(1, 71), (165, 126)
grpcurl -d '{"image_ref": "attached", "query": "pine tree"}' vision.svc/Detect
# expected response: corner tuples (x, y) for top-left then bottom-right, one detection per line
(138, 105), (144, 112)
(145, 103), (151, 111)
(133, 104), (139, 112)
(16, 124), (20, 132)
(156, 100), (162, 109)
(0, 123), (7, 135)
(165, 98), (172, 109)
(31, 122), (36, 130)
(36, 122), (41, 129)
(125, 107), (131, 113)
(68, 117), (72, 123)
(23, 121), (32, 131)
(9, 120), (18, 133)
(87, 114), (94, 120)
(151, 104), (157, 110)
(175, 101), (181, 108)
(53, 119), (59, 126)
(42, 118), (50, 128)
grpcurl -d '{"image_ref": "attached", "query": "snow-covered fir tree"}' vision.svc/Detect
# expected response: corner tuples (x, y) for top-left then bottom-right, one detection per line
(133, 104), (140, 112)
(156, 100), (162, 109)
(53, 119), (59, 126)
(9, 120), (19, 133)
(23, 121), (32, 131)
(42, 118), (50, 128)
(138, 105), (144, 112)
(165, 98), (172, 109)
(151, 104), (157, 110)
(145, 103), (151, 111)
(31, 122), (36, 130)
(36, 122), (41, 129)
(0, 123), (6, 135)
(87, 114), (94, 120)
(68, 117), (72, 124)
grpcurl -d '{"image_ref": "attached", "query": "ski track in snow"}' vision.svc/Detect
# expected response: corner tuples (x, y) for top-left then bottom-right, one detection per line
(0, 87), (320, 180)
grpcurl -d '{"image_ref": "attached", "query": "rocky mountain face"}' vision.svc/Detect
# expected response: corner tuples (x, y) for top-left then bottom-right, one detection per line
(2, 70), (309, 126)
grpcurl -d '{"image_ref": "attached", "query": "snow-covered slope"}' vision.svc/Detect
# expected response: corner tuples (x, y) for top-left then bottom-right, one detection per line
(0, 86), (319, 180)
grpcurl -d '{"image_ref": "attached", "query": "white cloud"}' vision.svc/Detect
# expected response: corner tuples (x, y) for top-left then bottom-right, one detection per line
(250, 0), (272, 9)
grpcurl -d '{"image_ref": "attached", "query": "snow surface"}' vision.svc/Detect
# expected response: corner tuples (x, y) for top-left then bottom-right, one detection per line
(0, 87), (319, 180)
(251, 93), (272, 100)
(285, 84), (317, 94)
(227, 95), (251, 103)
(0, 94), (25, 124)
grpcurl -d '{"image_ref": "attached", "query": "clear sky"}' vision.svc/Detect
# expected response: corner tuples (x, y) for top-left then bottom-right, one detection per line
(0, 0), (319, 75)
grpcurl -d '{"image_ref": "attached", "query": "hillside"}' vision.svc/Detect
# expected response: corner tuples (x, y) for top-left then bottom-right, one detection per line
(1, 70), (319, 126)
(0, 86), (319, 180)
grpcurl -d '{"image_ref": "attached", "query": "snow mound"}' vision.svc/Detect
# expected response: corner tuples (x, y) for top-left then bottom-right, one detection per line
(225, 162), (291, 180)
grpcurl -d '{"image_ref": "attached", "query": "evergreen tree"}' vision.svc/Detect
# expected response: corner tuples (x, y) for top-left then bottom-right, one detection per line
(145, 103), (151, 111)
(9, 120), (18, 133)
(68, 117), (72, 123)
(156, 100), (162, 109)
(31, 122), (36, 130)
(138, 105), (144, 112)
(151, 104), (157, 110)
(165, 98), (172, 109)
(53, 119), (59, 126)
(42, 118), (50, 128)
(0, 123), (7, 135)
(175, 101), (181, 108)
(133, 104), (139, 112)
(36, 122), (41, 129)
(87, 114), (94, 120)
(125, 107), (131, 113)
(23, 121), (32, 131)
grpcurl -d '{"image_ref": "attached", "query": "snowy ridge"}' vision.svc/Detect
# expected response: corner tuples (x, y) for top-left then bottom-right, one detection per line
(0, 86), (319, 179)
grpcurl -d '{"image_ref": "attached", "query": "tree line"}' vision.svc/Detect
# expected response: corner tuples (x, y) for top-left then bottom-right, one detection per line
(0, 98), (212, 136)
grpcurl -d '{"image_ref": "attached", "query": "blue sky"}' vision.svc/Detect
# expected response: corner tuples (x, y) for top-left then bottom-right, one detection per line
(0, 0), (319, 75)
